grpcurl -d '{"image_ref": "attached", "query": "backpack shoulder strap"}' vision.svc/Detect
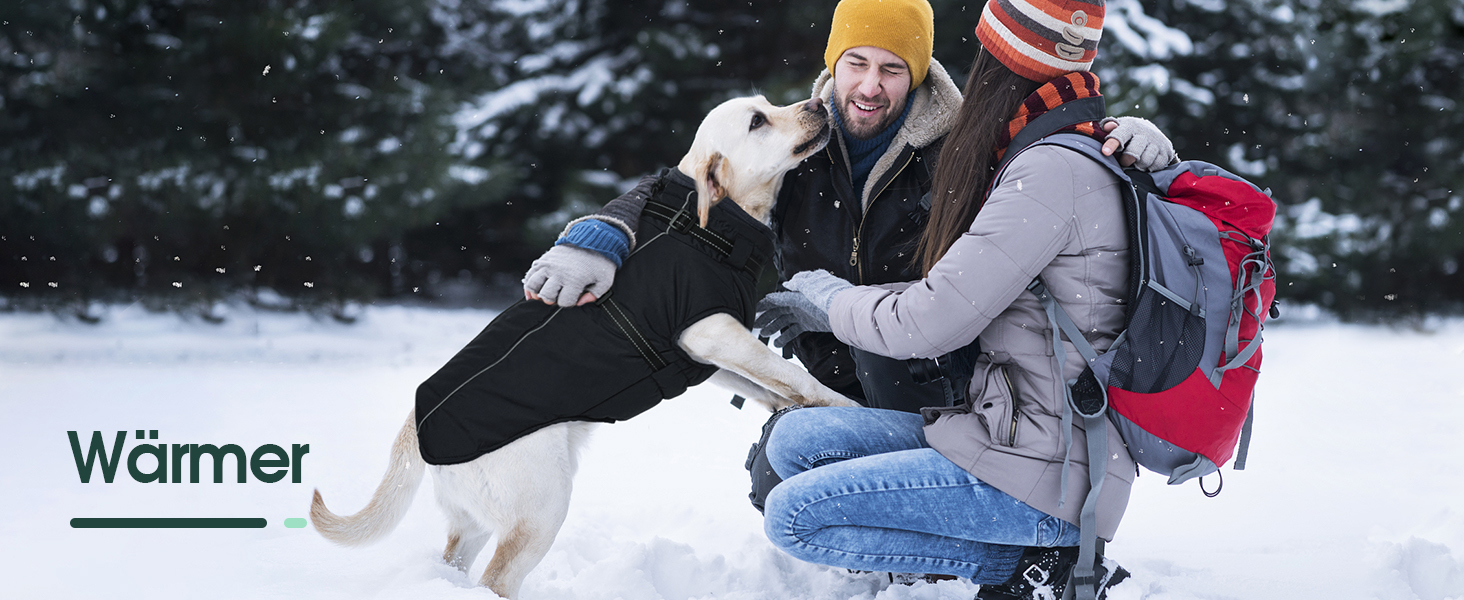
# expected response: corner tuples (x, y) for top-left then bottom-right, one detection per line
(1022, 133), (1148, 324)
(990, 131), (1134, 203)
(1024, 133), (1130, 183)
(1006, 130), (1145, 600)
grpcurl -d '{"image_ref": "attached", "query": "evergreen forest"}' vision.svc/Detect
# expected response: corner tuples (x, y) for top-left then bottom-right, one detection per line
(3, 0), (1461, 321)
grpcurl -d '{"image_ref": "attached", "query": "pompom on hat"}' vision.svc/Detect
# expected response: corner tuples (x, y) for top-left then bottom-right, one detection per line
(976, 0), (1105, 82)
(823, 0), (935, 91)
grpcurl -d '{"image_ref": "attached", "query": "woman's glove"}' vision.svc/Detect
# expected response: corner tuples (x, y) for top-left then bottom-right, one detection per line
(753, 270), (852, 349)
(522, 244), (616, 307)
(1101, 116), (1178, 171)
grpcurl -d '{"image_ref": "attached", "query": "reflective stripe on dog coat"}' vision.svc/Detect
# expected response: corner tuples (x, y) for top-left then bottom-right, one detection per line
(415, 171), (775, 466)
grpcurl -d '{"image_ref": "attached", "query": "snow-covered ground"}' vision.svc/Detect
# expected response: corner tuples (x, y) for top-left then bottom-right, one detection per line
(1, 304), (1461, 600)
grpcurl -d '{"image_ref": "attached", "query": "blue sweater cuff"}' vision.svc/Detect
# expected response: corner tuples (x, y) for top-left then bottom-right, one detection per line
(556, 219), (629, 267)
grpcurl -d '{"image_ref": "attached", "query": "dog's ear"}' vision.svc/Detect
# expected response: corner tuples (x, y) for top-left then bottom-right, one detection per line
(693, 152), (731, 228)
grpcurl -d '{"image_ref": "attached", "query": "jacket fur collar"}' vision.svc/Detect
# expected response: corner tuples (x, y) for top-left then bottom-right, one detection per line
(810, 57), (963, 209)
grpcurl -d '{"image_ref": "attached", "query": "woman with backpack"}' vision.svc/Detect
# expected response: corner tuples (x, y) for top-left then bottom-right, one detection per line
(754, 1), (1143, 598)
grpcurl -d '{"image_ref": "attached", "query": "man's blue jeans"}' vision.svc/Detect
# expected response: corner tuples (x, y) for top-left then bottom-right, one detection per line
(761, 407), (1080, 583)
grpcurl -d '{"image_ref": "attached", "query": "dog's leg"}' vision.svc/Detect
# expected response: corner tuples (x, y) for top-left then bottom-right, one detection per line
(442, 508), (492, 573)
(705, 369), (796, 412)
(476, 484), (571, 599)
(433, 466), (495, 573)
(444, 530), (492, 573)
(466, 425), (580, 599)
(680, 313), (859, 408)
(443, 533), (464, 568)
(479, 518), (562, 599)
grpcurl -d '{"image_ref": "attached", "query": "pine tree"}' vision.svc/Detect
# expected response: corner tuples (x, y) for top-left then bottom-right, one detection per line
(9, 0), (1458, 319)
(1095, 0), (1464, 318)
(412, 0), (841, 293)
(0, 0), (484, 316)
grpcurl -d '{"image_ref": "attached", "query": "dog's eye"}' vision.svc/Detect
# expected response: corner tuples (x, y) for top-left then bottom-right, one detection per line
(749, 113), (766, 131)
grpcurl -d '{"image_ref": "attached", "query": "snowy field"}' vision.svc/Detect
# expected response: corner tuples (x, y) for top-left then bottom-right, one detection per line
(1, 303), (1461, 600)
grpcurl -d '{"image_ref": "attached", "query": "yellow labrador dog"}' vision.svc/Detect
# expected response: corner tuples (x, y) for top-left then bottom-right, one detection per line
(310, 95), (855, 599)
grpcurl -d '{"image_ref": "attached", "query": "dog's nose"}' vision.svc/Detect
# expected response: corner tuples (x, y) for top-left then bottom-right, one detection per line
(803, 97), (824, 113)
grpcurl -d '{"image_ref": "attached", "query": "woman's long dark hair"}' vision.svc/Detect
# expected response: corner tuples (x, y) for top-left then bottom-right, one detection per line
(914, 48), (1043, 277)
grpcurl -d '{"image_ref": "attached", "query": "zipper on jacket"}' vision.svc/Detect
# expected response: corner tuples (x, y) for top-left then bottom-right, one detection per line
(852, 151), (916, 283)
(1002, 367), (1019, 446)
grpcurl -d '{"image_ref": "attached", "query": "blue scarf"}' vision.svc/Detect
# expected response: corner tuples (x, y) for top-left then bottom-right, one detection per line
(832, 93), (915, 198)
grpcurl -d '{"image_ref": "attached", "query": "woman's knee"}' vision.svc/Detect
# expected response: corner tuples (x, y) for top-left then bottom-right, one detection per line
(763, 407), (833, 478)
(761, 482), (802, 550)
(765, 407), (927, 479)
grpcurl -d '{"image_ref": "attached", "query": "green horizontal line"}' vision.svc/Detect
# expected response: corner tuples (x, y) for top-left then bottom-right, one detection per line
(70, 518), (268, 529)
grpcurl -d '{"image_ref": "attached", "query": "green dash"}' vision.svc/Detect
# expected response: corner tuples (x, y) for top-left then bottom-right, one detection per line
(284, 518), (307, 528)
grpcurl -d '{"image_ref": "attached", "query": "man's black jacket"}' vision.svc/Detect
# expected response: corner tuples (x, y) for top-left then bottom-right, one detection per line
(770, 136), (943, 399)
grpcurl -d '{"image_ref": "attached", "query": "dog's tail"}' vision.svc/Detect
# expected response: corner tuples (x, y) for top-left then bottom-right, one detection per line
(310, 410), (425, 546)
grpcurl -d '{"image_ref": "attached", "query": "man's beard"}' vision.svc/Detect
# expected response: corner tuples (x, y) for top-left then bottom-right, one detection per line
(836, 89), (903, 141)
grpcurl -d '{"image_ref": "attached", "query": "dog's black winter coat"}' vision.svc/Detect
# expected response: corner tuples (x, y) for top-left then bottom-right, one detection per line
(415, 171), (775, 465)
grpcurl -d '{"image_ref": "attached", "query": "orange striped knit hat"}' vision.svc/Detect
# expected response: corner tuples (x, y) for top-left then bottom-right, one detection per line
(975, 0), (1104, 82)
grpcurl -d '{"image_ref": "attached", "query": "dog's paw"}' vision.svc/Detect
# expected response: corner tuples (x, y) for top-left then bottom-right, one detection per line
(801, 392), (860, 408)
(752, 396), (795, 412)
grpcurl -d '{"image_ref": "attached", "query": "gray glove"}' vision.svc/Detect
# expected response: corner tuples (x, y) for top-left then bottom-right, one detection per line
(754, 291), (831, 350)
(522, 244), (615, 307)
(1103, 116), (1178, 171)
(753, 270), (853, 349)
(784, 269), (854, 313)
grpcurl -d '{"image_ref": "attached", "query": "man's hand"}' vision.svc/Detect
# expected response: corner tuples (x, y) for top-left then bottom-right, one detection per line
(1100, 116), (1177, 171)
(522, 244), (615, 307)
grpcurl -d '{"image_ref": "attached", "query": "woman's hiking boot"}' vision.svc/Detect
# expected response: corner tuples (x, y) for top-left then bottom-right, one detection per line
(974, 545), (1130, 600)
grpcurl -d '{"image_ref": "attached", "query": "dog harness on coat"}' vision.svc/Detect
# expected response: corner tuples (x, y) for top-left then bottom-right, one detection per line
(415, 170), (775, 465)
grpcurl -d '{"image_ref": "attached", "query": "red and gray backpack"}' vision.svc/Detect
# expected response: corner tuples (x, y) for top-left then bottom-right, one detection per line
(996, 102), (1278, 600)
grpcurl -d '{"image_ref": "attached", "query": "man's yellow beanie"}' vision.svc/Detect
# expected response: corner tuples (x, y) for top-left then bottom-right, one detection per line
(823, 0), (935, 91)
